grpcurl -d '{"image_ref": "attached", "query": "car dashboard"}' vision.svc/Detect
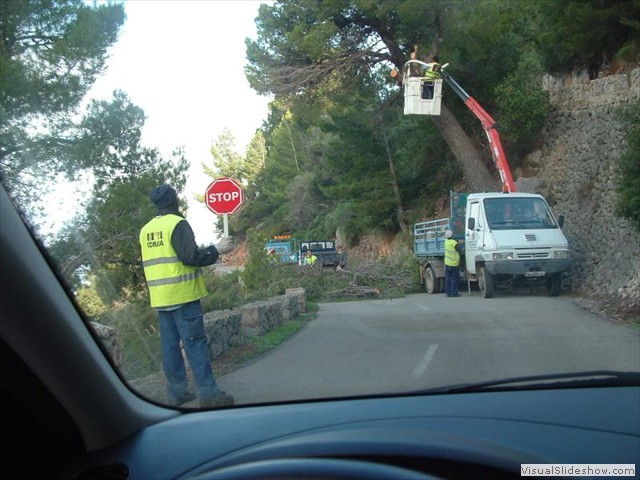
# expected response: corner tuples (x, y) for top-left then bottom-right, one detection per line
(56, 386), (639, 479)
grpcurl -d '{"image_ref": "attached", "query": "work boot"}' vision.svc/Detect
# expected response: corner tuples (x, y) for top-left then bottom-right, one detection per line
(200, 391), (234, 408)
(168, 391), (196, 406)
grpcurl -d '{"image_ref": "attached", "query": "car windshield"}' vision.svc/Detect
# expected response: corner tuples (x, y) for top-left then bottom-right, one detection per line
(1, 0), (638, 411)
(484, 197), (558, 230)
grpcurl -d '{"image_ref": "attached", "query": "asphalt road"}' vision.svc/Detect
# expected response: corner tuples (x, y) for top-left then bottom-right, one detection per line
(218, 292), (640, 406)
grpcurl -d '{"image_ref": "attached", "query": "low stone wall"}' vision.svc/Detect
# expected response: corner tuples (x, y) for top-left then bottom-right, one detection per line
(202, 310), (244, 358)
(90, 322), (122, 367)
(203, 287), (306, 359)
(91, 288), (307, 366)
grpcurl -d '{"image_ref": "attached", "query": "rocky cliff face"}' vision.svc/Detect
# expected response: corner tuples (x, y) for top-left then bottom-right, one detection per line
(516, 68), (640, 319)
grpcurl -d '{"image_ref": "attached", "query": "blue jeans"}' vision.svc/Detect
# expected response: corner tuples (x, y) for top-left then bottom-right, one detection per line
(158, 301), (219, 403)
(445, 265), (460, 297)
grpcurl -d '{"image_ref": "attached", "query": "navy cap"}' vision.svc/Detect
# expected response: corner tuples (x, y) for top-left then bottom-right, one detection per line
(150, 185), (177, 209)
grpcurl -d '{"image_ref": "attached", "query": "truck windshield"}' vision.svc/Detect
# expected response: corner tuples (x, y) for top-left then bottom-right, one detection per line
(484, 198), (557, 230)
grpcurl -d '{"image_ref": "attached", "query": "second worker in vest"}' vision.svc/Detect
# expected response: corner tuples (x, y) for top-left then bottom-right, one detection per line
(140, 184), (235, 408)
(422, 55), (441, 100)
(444, 229), (464, 298)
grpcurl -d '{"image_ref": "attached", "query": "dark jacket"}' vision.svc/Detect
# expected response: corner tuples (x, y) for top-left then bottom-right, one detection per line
(156, 206), (219, 267)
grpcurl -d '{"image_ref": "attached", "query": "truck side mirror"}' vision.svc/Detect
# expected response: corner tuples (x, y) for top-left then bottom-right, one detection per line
(557, 215), (564, 228)
(467, 218), (475, 230)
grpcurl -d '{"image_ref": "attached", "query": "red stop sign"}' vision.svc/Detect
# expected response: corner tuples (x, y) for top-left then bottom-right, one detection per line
(205, 177), (244, 215)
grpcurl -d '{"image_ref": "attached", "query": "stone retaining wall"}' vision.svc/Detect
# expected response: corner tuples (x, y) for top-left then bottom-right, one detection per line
(203, 287), (306, 359)
(518, 68), (640, 314)
(204, 288), (306, 359)
(92, 287), (307, 367)
(91, 322), (121, 366)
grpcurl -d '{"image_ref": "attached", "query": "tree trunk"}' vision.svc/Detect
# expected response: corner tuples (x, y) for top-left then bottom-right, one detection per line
(431, 105), (499, 192)
(380, 128), (407, 234)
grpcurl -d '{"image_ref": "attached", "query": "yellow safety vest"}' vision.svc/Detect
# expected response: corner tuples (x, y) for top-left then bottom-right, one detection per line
(444, 238), (460, 267)
(424, 62), (441, 80)
(139, 214), (207, 308)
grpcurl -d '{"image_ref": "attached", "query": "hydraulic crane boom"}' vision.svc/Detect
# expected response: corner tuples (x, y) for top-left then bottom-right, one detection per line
(403, 60), (517, 193)
(439, 65), (516, 193)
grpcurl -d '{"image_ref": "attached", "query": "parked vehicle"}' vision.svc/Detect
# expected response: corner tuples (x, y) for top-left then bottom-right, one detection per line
(404, 62), (571, 297)
(299, 240), (339, 267)
(414, 191), (571, 297)
(266, 235), (299, 264)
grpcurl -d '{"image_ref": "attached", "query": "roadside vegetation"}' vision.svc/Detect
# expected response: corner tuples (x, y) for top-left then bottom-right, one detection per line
(2, 0), (638, 382)
(4, 0), (637, 311)
(87, 239), (418, 380)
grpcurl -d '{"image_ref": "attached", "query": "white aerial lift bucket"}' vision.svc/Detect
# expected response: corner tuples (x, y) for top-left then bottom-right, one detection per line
(403, 77), (443, 115)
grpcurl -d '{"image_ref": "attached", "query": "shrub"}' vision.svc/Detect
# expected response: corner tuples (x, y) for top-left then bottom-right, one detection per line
(202, 269), (245, 311)
(494, 52), (549, 162)
(96, 296), (162, 380)
(616, 103), (640, 232)
(241, 230), (272, 291)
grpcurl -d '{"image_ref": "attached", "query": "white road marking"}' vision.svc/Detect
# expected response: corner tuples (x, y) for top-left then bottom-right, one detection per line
(411, 344), (439, 379)
(413, 303), (431, 312)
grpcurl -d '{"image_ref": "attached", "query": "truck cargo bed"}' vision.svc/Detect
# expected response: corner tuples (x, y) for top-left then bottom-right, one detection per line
(414, 218), (450, 257)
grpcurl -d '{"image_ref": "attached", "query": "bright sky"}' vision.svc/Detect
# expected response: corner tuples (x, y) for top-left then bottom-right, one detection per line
(86, 0), (272, 245)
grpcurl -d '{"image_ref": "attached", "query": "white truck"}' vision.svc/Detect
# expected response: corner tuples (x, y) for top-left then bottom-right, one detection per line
(403, 61), (571, 297)
(414, 191), (571, 297)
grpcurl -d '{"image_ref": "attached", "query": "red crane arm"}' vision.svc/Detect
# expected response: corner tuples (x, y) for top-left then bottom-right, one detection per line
(463, 96), (517, 193)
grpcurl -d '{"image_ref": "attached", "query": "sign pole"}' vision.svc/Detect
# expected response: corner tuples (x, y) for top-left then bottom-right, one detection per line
(223, 214), (229, 238)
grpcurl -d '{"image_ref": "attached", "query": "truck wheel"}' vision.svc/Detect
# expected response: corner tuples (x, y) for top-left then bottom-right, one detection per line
(437, 277), (445, 294)
(425, 266), (439, 294)
(547, 274), (561, 297)
(478, 266), (494, 298)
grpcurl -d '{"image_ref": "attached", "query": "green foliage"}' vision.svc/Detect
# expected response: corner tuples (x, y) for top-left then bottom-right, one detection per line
(241, 230), (273, 291)
(231, 106), (315, 236)
(241, 234), (420, 303)
(537, 0), (640, 77)
(243, 0), (549, 241)
(0, 0), (125, 121)
(71, 90), (168, 184)
(76, 281), (108, 317)
(285, 172), (324, 231)
(244, 131), (268, 182)
(203, 128), (246, 181)
(324, 202), (362, 246)
(0, 0), (126, 203)
(246, 0), (447, 96)
(46, 92), (189, 298)
(494, 52), (549, 162)
(331, 248), (421, 299)
(616, 103), (640, 232)
(201, 270), (246, 312)
(95, 296), (162, 380)
(199, 128), (264, 236)
(250, 319), (308, 350)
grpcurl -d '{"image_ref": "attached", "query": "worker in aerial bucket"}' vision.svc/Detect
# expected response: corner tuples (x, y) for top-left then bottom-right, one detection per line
(422, 55), (441, 99)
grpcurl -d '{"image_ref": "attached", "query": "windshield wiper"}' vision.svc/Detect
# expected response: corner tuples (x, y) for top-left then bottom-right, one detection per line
(408, 370), (640, 395)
